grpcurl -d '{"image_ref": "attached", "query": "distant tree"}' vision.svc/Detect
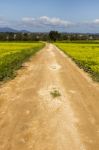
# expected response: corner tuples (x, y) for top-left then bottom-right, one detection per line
(49, 31), (61, 41)
(15, 33), (22, 41)
(22, 33), (28, 41)
(0, 33), (6, 41)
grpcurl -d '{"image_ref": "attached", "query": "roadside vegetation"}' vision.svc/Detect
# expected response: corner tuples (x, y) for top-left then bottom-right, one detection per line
(0, 42), (44, 81)
(55, 42), (99, 82)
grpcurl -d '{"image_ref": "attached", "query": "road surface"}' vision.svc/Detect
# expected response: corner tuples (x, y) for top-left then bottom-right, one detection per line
(0, 43), (99, 150)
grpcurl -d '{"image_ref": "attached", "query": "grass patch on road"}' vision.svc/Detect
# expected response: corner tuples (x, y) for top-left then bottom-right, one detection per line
(0, 42), (44, 81)
(55, 42), (99, 82)
(50, 89), (61, 98)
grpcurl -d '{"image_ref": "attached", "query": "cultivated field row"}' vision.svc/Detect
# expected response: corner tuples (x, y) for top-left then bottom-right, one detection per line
(0, 42), (44, 81)
(55, 42), (99, 81)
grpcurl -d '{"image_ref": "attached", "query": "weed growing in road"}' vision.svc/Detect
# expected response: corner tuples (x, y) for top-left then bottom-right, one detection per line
(50, 89), (61, 98)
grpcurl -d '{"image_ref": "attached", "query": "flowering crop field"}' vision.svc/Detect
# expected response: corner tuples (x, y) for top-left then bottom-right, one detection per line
(55, 42), (99, 81)
(0, 42), (44, 81)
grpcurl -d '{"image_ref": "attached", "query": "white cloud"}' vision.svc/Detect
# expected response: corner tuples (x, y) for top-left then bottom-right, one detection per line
(21, 16), (74, 28)
(1, 16), (99, 32)
(93, 19), (99, 24)
(0, 17), (9, 26)
(38, 16), (73, 27)
(82, 19), (99, 26)
(22, 17), (35, 22)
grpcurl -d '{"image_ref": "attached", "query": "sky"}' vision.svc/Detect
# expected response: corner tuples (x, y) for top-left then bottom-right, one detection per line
(0, 0), (99, 32)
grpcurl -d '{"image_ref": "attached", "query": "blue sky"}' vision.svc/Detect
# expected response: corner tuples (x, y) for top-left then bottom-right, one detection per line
(0, 0), (99, 32)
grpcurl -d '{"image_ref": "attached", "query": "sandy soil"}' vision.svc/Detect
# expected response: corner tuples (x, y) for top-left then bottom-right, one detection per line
(0, 43), (99, 150)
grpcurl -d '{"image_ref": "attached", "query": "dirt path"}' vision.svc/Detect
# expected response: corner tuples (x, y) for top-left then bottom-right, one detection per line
(0, 43), (99, 150)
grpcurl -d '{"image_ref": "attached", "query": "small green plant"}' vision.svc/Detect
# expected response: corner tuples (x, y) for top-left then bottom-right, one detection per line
(50, 89), (61, 98)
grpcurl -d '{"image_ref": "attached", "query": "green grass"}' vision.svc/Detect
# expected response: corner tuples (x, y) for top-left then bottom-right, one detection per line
(55, 42), (99, 82)
(0, 42), (44, 81)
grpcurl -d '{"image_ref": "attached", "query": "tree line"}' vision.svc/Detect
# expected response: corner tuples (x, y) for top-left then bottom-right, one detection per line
(0, 31), (99, 41)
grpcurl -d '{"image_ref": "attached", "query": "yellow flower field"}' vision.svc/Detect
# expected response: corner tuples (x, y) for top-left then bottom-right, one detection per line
(55, 42), (99, 81)
(0, 42), (44, 81)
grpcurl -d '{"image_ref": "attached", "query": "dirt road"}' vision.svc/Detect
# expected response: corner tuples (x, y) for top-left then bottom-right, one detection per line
(0, 43), (99, 150)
